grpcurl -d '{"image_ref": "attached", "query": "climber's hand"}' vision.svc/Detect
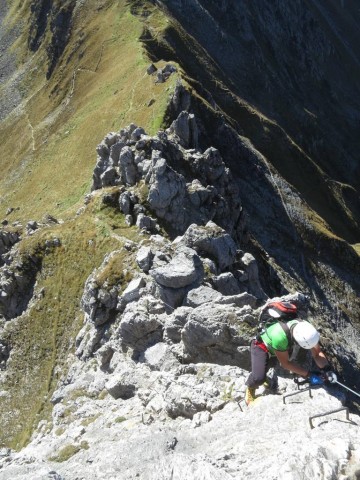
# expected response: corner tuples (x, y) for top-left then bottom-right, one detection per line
(308, 372), (324, 386)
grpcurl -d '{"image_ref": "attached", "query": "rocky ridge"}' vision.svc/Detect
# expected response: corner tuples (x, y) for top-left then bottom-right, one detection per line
(0, 1), (359, 476)
(91, 102), (244, 239)
(0, 108), (359, 478)
(0, 217), (61, 325)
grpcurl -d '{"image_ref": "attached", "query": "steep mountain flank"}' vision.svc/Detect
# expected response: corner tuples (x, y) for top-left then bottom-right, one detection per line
(144, 0), (360, 243)
(0, 0), (177, 221)
(0, 0), (360, 478)
(137, 0), (360, 359)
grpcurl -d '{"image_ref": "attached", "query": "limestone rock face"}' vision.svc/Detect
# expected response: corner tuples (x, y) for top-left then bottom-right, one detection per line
(2, 358), (359, 480)
(181, 303), (252, 367)
(0, 229), (20, 263)
(163, 306), (192, 343)
(240, 253), (267, 300)
(212, 272), (242, 296)
(0, 242), (52, 321)
(116, 302), (164, 355)
(91, 112), (243, 238)
(2, 1), (360, 477)
(183, 285), (222, 307)
(136, 246), (154, 273)
(75, 217), (264, 362)
(80, 251), (120, 327)
(105, 371), (137, 400)
(139, 342), (180, 371)
(182, 222), (238, 271)
(136, 213), (158, 233)
(1, 200), (359, 480)
(119, 146), (137, 186)
(150, 247), (203, 289)
(120, 277), (146, 305)
(167, 110), (198, 149)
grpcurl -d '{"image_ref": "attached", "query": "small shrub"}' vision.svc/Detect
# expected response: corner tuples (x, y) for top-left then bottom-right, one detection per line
(115, 416), (126, 423)
(98, 390), (108, 400)
(49, 444), (81, 462)
(81, 414), (100, 427)
(80, 440), (90, 450)
(67, 388), (93, 401)
(221, 382), (235, 402)
(49, 439), (90, 462)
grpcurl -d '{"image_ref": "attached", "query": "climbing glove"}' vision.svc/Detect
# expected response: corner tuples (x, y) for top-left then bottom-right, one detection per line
(322, 370), (337, 384)
(308, 372), (324, 386)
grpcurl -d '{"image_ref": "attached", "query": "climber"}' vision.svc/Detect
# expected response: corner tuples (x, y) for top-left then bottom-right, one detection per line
(245, 319), (330, 405)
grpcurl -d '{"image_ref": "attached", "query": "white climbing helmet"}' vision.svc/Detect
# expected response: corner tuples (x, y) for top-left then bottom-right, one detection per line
(293, 321), (320, 349)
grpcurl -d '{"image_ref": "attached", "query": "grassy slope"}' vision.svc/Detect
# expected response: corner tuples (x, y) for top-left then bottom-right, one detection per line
(0, 193), (144, 449)
(0, 0), (175, 222)
(0, 0), (175, 448)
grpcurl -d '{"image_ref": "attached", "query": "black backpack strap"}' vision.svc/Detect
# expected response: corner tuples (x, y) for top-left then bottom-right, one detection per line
(278, 320), (303, 349)
(278, 320), (292, 349)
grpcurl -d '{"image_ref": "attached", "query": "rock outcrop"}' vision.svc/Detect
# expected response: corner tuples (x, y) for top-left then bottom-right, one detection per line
(91, 111), (243, 238)
(0, 236), (61, 322)
(0, 255), (41, 321)
(74, 216), (265, 366)
(2, 1), (360, 478)
(0, 229), (20, 264)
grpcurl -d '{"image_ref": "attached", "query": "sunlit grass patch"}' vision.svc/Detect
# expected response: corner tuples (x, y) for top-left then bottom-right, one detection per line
(0, 0), (177, 222)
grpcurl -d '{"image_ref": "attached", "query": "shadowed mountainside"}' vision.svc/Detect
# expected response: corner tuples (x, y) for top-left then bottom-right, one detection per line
(145, 0), (360, 244)
(139, 0), (360, 387)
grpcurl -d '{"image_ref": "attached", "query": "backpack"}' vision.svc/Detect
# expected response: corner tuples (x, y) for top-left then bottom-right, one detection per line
(258, 301), (298, 349)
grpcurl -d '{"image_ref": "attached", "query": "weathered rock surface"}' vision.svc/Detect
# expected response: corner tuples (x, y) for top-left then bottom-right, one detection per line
(183, 285), (222, 307)
(80, 251), (121, 327)
(0, 229), (20, 263)
(136, 246), (154, 273)
(181, 222), (238, 271)
(1, 359), (359, 480)
(116, 300), (164, 356)
(1, 140), (359, 480)
(181, 302), (253, 367)
(0, 253), (42, 321)
(240, 252), (267, 300)
(2, 0), (360, 478)
(91, 111), (243, 238)
(74, 216), (266, 363)
(150, 247), (203, 289)
(139, 342), (180, 371)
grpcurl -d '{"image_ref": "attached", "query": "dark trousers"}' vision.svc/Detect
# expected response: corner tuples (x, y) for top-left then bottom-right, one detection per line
(246, 340), (276, 388)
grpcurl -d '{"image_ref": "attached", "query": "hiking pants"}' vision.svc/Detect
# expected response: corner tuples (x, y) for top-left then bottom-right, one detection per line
(245, 339), (276, 388)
